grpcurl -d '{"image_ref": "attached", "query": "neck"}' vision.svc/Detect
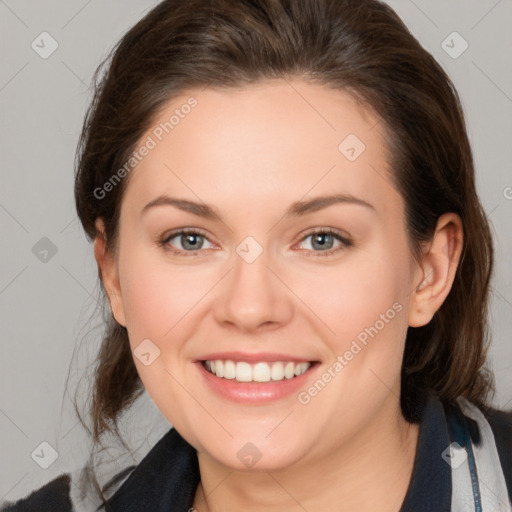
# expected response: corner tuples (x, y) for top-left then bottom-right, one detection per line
(192, 399), (419, 512)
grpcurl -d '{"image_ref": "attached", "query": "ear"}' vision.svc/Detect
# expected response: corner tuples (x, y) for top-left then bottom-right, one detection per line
(94, 218), (126, 327)
(408, 212), (463, 328)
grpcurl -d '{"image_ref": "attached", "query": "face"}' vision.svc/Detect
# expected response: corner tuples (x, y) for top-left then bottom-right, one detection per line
(98, 78), (427, 471)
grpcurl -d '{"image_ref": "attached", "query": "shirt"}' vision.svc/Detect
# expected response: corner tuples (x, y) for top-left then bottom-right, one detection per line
(1, 394), (511, 511)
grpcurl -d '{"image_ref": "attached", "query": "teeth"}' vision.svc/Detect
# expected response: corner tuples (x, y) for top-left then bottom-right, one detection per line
(214, 360), (223, 378)
(236, 362), (253, 382)
(253, 362), (271, 382)
(224, 360), (236, 379)
(284, 362), (295, 379)
(203, 360), (312, 382)
(271, 362), (284, 381)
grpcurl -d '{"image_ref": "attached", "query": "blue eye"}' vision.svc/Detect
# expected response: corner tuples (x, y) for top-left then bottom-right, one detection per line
(295, 229), (353, 256)
(159, 229), (214, 256)
(158, 228), (352, 257)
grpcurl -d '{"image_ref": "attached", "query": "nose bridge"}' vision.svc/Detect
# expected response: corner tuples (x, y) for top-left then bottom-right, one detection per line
(215, 236), (293, 331)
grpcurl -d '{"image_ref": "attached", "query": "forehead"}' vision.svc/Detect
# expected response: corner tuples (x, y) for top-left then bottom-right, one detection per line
(122, 78), (400, 220)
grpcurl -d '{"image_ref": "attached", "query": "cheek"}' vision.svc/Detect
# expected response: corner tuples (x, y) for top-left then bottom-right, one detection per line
(117, 246), (200, 358)
(300, 254), (406, 347)
(299, 245), (410, 403)
(295, 259), (409, 415)
(119, 243), (197, 378)
(117, 249), (206, 420)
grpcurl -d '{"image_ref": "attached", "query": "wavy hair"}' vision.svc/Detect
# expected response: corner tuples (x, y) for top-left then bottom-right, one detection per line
(71, 0), (494, 504)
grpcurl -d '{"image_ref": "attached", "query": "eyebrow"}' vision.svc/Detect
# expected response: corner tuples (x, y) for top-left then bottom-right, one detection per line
(141, 193), (376, 221)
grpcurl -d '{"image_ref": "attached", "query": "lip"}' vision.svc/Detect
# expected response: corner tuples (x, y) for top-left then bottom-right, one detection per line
(195, 359), (321, 404)
(194, 351), (315, 363)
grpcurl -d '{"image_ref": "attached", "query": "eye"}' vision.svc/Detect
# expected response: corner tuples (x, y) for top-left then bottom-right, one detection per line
(295, 228), (353, 256)
(159, 229), (215, 256)
(158, 227), (353, 257)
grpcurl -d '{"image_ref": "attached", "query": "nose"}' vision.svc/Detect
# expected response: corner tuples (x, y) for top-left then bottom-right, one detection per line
(213, 244), (294, 333)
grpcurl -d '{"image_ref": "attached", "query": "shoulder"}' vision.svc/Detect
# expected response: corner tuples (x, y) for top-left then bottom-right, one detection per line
(0, 427), (190, 512)
(482, 403), (512, 485)
(0, 473), (73, 512)
(483, 403), (512, 439)
(479, 402), (512, 460)
(458, 398), (512, 501)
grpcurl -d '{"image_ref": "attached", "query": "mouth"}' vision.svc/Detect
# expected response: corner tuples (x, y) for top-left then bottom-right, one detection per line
(195, 351), (321, 402)
(201, 359), (317, 383)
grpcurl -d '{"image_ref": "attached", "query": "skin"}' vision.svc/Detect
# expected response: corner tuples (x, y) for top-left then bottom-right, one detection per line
(94, 78), (463, 512)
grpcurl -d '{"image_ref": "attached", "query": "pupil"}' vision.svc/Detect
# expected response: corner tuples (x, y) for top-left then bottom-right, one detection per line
(184, 234), (202, 250)
(314, 233), (332, 250)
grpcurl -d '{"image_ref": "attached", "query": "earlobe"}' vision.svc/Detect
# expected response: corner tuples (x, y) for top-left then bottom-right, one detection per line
(408, 213), (463, 328)
(94, 218), (127, 327)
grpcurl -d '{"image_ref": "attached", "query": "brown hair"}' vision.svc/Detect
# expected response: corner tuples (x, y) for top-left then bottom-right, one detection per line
(72, 0), (494, 501)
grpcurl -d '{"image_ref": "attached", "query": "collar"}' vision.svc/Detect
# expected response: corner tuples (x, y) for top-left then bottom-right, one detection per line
(107, 427), (200, 512)
(399, 394), (452, 511)
(108, 395), (451, 511)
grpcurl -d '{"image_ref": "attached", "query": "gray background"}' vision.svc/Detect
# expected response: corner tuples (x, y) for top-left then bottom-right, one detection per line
(1, 0), (511, 502)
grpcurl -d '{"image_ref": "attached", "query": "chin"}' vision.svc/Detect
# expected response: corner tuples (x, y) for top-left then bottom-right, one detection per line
(199, 436), (310, 473)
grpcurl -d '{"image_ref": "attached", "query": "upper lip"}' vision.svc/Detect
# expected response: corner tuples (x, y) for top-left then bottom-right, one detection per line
(195, 352), (317, 363)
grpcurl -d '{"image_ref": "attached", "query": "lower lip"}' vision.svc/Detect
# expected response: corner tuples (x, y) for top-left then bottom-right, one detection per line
(196, 361), (319, 403)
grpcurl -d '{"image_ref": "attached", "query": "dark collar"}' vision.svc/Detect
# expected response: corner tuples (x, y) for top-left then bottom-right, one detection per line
(399, 394), (452, 511)
(109, 395), (451, 511)
(107, 427), (200, 512)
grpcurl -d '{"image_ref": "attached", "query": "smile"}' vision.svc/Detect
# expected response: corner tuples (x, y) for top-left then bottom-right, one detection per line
(202, 359), (311, 382)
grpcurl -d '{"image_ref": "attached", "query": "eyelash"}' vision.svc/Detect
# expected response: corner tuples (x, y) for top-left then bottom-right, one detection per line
(158, 228), (353, 257)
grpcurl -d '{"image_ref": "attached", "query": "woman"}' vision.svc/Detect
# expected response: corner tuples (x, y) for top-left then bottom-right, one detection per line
(2, 0), (510, 510)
